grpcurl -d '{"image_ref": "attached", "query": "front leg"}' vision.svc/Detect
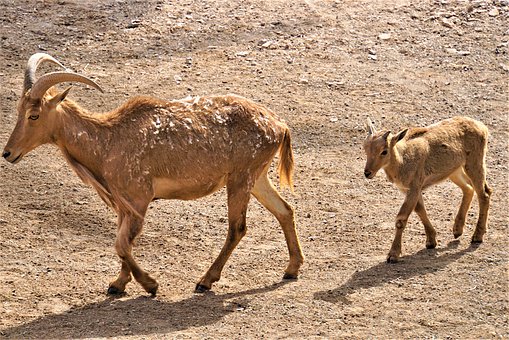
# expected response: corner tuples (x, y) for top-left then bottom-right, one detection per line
(113, 213), (158, 295)
(388, 187), (421, 263)
(108, 213), (132, 294)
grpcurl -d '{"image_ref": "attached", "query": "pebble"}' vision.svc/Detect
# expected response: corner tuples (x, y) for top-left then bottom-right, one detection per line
(261, 40), (274, 48)
(236, 51), (249, 57)
(127, 19), (142, 29)
(445, 48), (471, 56)
(378, 33), (391, 40)
(441, 18), (454, 28)
(488, 8), (500, 16)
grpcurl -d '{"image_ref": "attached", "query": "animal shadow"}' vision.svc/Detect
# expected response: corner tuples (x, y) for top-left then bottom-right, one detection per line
(314, 240), (480, 304)
(2, 281), (289, 339)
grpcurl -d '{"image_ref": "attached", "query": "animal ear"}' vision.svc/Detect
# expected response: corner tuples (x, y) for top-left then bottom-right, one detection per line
(48, 86), (72, 106)
(393, 129), (408, 144)
(366, 117), (376, 136)
(382, 130), (391, 141)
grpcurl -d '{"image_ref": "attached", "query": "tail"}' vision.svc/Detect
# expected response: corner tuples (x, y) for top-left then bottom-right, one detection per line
(278, 128), (295, 191)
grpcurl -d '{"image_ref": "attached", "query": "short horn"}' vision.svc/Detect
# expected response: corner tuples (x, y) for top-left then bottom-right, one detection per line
(30, 71), (104, 99)
(24, 53), (65, 94)
(366, 117), (376, 135)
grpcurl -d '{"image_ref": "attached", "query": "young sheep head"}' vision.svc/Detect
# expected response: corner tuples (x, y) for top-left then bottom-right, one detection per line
(363, 118), (407, 179)
(2, 53), (102, 164)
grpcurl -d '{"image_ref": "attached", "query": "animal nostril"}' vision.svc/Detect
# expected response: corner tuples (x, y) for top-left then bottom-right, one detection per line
(364, 170), (371, 178)
(2, 151), (11, 159)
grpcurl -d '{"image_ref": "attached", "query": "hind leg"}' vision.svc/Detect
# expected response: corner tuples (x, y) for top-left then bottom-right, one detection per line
(196, 175), (251, 292)
(251, 171), (304, 279)
(464, 159), (492, 243)
(449, 167), (474, 239)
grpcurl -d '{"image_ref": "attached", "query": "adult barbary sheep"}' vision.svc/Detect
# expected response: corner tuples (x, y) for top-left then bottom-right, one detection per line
(2, 53), (304, 295)
(363, 116), (491, 262)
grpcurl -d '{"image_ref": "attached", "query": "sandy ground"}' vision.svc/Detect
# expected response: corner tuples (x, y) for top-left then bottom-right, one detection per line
(0, 0), (508, 338)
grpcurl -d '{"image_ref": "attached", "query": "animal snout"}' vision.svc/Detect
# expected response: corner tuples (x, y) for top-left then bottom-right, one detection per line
(2, 150), (10, 159)
(364, 170), (372, 178)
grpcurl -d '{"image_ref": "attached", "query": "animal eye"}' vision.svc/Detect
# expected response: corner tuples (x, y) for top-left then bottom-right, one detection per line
(28, 114), (39, 121)
(381, 150), (388, 156)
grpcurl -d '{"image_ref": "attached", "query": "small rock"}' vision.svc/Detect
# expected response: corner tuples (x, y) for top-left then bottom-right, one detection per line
(127, 19), (142, 29)
(441, 18), (454, 28)
(488, 8), (500, 16)
(378, 33), (391, 40)
(236, 51), (249, 57)
(500, 63), (509, 72)
(261, 40), (274, 48)
(445, 48), (470, 56)
(368, 54), (377, 60)
(299, 78), (309, 84)
(326, 80), (345, 88)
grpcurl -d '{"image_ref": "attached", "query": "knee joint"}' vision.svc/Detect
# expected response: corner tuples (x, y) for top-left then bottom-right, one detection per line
(484, 184), (492, 196)
(396, 220), (406, 229)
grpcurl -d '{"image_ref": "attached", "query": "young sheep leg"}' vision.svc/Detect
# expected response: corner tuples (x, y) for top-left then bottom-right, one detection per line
(109, 212), (158, 295)
(414, 194), (437, 249)
(388, 188), (420, 263)
(195, 177), (251, 292)
(464, 161), (492, 243)
(251, 172), (304, 280)
(449, 168), (474, 239)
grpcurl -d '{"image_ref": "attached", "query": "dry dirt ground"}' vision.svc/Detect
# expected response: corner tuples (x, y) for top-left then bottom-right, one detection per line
(0, 0), (508, 339)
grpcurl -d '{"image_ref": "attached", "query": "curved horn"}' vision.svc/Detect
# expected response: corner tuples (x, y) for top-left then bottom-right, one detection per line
(24, 53), (65, 93)
(30, 71), (104, 99)
(366, 117), (376, 136)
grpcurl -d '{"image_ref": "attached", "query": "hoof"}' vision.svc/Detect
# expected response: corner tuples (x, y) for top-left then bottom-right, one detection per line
(146, 285), (158, 296)
(282, 273), (298, 280)
(195, 284), (210, 293)
(426, 243), (437, 249)
(107, 286), (125, 295)
(471, 238), (483, 244)
(386, 256), (399, 263)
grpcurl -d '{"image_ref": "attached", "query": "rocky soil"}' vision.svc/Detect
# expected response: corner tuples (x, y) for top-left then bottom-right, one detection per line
(0, 0), (508, 338)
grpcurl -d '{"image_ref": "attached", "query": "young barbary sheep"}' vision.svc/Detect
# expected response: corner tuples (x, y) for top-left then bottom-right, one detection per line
(363, 116), (492, 262)
(2, 53), (304, 295)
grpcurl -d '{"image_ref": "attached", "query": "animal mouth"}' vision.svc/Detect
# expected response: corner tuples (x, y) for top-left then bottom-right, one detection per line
(7, 154), (22, 164)
(364, 169), (377, 179)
